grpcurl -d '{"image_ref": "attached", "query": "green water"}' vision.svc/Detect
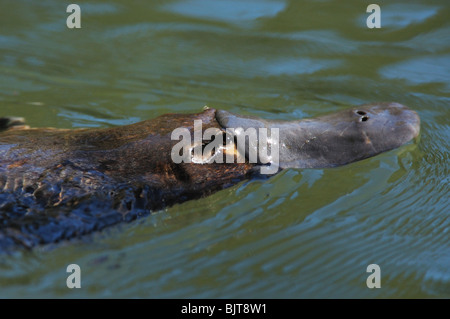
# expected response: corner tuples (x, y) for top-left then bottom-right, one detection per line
(0, 0), (449, 298)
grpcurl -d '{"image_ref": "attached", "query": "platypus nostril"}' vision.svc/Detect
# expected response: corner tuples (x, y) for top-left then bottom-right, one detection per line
(360, 116), (369, 122)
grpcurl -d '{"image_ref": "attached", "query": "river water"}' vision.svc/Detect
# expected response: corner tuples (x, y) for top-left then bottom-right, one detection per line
(0, 0), (449, 298)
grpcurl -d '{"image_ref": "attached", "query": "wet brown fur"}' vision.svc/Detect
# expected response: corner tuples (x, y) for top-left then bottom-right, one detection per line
(0, 109), (254, 250)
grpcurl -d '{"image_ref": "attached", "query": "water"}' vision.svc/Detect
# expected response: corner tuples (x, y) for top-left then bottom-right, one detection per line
(0, 0), (449, 298)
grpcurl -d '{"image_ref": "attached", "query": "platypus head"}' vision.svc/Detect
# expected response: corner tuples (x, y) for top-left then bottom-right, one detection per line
(216, 102), (420, 171)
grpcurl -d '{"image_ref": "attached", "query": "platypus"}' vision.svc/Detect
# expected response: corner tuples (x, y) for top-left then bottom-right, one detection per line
(0, 102), (420, 251)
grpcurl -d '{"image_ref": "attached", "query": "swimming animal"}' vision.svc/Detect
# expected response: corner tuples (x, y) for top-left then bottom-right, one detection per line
(0, 102), (420, 251)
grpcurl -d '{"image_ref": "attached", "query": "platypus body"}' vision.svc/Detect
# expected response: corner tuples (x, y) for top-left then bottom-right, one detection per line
(0, 103), (420, 251)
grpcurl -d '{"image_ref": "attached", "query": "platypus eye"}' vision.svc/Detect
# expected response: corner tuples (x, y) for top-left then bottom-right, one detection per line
(356, 110), (369, 122)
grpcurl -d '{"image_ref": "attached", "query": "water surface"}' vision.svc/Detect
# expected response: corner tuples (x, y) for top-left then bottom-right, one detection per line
(0, 0), (449, 298)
